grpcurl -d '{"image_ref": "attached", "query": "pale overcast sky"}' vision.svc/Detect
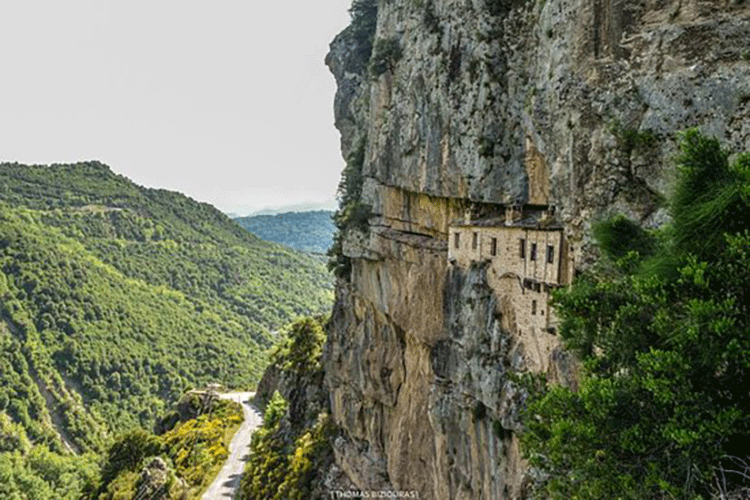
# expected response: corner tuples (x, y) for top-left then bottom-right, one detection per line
(0, 1), (352, 215)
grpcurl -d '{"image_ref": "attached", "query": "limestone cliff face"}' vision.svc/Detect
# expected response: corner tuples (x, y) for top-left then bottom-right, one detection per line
(325, 1), (750, 498)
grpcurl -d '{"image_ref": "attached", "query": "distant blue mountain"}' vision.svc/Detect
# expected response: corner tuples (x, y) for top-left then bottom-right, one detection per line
(233, 210), (335, 254)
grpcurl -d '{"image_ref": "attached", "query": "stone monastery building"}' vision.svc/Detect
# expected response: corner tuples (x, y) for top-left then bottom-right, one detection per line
(448, 206), (573, 342)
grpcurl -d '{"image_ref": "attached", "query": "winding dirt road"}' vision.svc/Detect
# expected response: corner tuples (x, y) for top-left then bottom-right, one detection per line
(202, 392), (262, 500)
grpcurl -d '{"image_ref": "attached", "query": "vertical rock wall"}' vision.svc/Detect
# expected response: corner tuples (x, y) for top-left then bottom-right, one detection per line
(325, 1), (750, 498)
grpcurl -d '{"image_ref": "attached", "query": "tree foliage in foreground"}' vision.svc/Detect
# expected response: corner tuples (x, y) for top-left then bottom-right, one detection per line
(522, 130), (750, 499)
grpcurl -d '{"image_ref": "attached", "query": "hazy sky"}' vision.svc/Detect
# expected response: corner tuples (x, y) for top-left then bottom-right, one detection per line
(0, 1), (352, 215)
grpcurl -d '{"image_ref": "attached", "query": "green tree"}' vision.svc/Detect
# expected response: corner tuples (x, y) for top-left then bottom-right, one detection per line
(670, 129), (750, 259)
(273, 317), (327, 374)
(522, 130), (750, 499)
(0, 413), (30, 453)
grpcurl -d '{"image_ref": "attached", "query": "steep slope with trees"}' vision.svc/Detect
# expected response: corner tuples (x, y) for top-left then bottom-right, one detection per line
(0, 161), (333, 498)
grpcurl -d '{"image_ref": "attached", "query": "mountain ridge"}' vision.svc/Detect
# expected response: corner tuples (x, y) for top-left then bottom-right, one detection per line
(233, 210), (335, 254)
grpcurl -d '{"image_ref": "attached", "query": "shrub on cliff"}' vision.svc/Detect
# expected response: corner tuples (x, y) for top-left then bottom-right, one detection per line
(271, 317), (326, 374)
(329, 138), (371, 278)
(522, 130), (750, 499)
(368, 37), (403, 78)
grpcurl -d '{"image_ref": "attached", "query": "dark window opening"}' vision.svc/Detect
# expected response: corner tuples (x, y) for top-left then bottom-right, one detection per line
(472, 232), (478, 250)
(534, 283), (541, 292)
(490, 237), (497, 256)
(532, 300), (537, 315)
(547, 245), (554, 263)
(454, 232), (460, 249)
(519, 238), (526, 259)
(530, 243), (537, 261)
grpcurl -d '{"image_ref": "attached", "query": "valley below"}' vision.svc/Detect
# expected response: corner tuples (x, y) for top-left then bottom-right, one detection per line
(0, 162), (334, 499)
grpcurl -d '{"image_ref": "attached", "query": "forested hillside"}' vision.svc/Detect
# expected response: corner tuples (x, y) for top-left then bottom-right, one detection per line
(233, 210), (334, 253)
(0, 161), (333, 498)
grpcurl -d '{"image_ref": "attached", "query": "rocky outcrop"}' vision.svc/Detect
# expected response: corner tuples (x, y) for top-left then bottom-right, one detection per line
(325, 1), (750, 498)
(254, 355), (328, 429)
(134, 457), (172, 500)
